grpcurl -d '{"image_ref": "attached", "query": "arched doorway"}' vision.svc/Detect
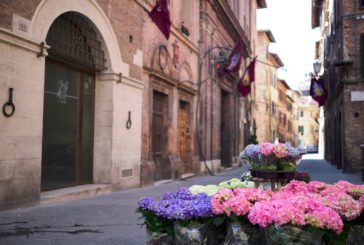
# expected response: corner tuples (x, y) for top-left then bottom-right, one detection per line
(41, 12), (106, 190)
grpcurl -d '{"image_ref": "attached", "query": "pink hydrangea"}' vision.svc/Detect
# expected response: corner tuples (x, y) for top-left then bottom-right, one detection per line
(273, 143), (288, 158)
(305, 207), (343, 234)
(272, 201), (306, 226)
(248, 201), (275, 227)
(281, 180), (309, 194)
(360, 195), (364, 211)
(259, 143), (275, 156)
(322, 191), (361, 221)
(224, 195), (250, 216)
(211, 188), (233, 215)
(335, 180), (364, 198)
(307, 181), (328, 193)
(233, 188), (272, 203)
(211, 188), (272, 217)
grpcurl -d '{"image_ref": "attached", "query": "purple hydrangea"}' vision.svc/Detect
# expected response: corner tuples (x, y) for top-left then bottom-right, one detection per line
(244, 144), (260, 157)
(176, 187), (194, 200)
(138, 197), (155, 210)
(137, 188), (213, 220)
(288, 147), (299, 158)
(161, 192), (175, 200)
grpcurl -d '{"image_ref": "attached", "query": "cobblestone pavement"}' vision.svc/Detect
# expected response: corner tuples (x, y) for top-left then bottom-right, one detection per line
(0, 155), (362, 245)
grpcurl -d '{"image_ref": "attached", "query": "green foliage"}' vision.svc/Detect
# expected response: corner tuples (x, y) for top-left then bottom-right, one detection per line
(252, 164), (278, 171)
(250, 134), (258, 144)
(278, 162), (296, 172)
(135, 207), (174, 237)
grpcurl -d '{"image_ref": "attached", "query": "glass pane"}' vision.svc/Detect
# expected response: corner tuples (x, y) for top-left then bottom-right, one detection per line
(42, 62), (79, 190)
(80, 74), (94, 183)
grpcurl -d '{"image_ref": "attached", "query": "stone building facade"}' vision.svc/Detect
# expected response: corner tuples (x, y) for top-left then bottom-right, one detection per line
(0, 0), (266, 208)
(0, 0), (144, 209)
(297, 97), (320, 149)
(313, 0), (364, 172)
(253, 30), (283, 144)
(139, 0), (200, 184)
(278, 79), (292, 144)
(197, 0), (265, 173)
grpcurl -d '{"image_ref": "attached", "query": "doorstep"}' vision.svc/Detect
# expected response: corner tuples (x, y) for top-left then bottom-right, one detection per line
(40, 184), (112, 205)
(181, 173), (195, 180)
(154, 179), (174, 186)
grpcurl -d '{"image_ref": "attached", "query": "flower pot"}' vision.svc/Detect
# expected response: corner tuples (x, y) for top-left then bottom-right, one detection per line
(281, 171), (295, 180)
(174, 222), (208, 245)
(146, 229), (174, 245)
(224, 221), (266, 245)
(250, 170), (278, 180)
(264, 224), (325, 245)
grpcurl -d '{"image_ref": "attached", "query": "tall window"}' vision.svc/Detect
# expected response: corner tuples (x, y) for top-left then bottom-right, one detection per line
(271, 101), (276, 115)
(299, 126), (304, 136)
(300, 111), (304, 117)
(361, 34), (364, 77)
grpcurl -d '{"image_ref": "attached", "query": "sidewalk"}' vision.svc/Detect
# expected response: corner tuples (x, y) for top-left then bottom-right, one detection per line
(0, 168), (245, 245)
(298, 153), (363, 184)
(0, 156), (362, 245)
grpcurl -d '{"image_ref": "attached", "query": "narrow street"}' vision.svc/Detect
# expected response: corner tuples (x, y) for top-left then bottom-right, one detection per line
(0, 155), (361, 245)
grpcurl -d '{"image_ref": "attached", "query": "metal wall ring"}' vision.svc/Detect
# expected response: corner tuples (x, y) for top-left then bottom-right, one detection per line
(2, 102), (15, 117)
(126, 110), (132, 129)
(126, 120), (132, 129)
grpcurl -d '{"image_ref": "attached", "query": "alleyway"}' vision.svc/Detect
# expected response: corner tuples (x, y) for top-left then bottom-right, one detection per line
(0, 155), (362, 245)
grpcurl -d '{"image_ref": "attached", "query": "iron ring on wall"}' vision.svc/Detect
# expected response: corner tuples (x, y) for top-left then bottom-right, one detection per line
(2, 102), (15, 117)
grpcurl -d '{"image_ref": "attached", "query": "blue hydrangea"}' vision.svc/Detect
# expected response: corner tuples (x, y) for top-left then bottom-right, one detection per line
(244, 144), (259, 157)
(288, 147), (299, 157)
(138, 188), (213, 220)
(138, 197), (155, 210)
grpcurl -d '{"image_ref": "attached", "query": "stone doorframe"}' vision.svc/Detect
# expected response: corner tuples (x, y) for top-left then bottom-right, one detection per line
(29, 0), (139, 186)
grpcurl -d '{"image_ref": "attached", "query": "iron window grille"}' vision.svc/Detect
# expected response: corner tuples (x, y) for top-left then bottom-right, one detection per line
(46, 12), (106, 71)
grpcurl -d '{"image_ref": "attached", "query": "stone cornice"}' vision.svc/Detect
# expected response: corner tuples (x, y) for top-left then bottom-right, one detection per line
(211, 0), (252, 55)
(98, 71), (144, 90)
(144, 66), (197, 95)
(0, 27), (48, 56)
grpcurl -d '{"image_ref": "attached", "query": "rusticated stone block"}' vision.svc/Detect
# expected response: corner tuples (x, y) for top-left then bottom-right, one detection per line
(140, 160), (155, 187)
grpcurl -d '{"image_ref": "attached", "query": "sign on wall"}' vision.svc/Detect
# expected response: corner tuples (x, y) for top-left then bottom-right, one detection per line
(351, 91), (364, 101)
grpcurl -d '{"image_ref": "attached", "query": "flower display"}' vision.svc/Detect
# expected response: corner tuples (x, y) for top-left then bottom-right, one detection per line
(259, 143), (275, 156)
(248, 190), (344, 234)
(138, 187), (213, 221)
(274, 143), (288, 158)
(211, 187), (273, 217)
(138, 179), (364, 244)
(279, 180), (364, 222)
(240, 142), (305, 173)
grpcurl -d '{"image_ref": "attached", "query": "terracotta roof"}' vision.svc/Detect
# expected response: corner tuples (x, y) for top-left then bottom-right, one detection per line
(257, 0), (267, 9)
(258, 30), (276, 43)
(269, 52), (284, 67)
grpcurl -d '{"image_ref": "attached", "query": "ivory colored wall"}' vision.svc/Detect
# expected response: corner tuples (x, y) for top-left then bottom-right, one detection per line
(0, 31), (45, 206)
(0, 0), (144, 208)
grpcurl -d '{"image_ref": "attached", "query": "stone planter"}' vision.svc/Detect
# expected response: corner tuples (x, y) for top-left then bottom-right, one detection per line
(250, 170), (295, 181)
(224, 220), (266, 245)
(264, 224), (325, 245)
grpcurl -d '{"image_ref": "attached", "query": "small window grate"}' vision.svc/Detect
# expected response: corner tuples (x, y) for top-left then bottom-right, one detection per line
(46, 12), (106, 71)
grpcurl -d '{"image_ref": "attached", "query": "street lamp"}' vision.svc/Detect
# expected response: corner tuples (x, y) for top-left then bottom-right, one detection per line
(313, 60), (321, 75)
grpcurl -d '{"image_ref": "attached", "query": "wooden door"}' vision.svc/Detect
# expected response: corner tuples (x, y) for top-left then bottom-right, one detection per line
(221, 90), (231, 167)
(152, 91), (170, 180)
(179, 101), (192, 173)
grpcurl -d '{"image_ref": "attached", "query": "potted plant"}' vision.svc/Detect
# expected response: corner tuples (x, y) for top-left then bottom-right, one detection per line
(136, 196), (174, 245)
(211, 187), (272, 244)
(240, 142), (306, 181)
